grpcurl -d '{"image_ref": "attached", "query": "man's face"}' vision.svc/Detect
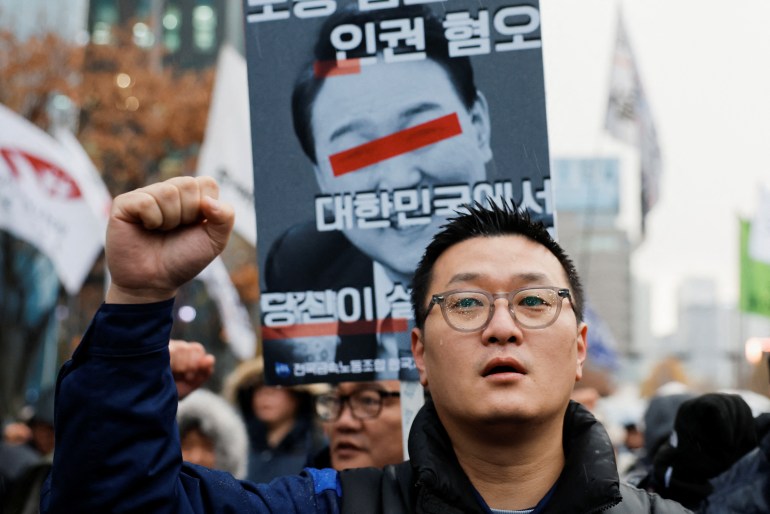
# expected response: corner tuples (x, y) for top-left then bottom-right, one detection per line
(311, 59), (492, 280)
(324, 380), (403, 469)
(411, 235), (587, 433)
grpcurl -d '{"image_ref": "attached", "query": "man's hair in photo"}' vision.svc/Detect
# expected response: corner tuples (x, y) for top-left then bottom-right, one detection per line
(411, 201), (585, 329)
(291, 3), (478, 164)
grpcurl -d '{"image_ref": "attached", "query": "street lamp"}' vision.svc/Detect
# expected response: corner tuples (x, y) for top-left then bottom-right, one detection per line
(745, 337), (770, 364)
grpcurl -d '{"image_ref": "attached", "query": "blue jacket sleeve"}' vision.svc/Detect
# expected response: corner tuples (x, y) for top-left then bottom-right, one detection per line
(39, 301), (342, 514)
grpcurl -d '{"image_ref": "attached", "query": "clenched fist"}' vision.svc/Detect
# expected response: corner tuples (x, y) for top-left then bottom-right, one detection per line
(105, 176), (235, 304)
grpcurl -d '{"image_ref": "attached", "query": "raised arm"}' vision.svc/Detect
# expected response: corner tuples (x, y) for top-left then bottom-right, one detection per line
(42, 177), (343, 514)
(41, 177), (237, 513)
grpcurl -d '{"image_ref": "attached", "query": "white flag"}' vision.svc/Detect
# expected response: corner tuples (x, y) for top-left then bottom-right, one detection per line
(605, 14), (662, 218)
(196, 44), (256, 246)
(198, 257), (257, 360)
(0, 104), (108, 294)
(53, 127), (112, 240)
(749, 184), (770, 264)
(605, 14), (644, 144)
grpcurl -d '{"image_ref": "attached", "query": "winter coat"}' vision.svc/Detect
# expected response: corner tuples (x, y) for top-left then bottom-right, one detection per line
(177, 388), (250, 478)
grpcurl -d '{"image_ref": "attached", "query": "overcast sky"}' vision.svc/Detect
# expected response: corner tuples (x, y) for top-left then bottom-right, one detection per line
(540, 0), (770, 336)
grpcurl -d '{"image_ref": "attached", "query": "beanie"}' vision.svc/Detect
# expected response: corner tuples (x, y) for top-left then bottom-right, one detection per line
(651, 393), (758, 509)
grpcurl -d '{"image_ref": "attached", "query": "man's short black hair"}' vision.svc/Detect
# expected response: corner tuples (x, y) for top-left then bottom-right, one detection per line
(410, 201), (585, 329)
(291, 3), (478, 164)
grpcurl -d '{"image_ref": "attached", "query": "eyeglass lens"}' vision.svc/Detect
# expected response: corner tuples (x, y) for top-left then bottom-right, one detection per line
(316, 389), (387, 421)
(441, 288), (563, 331)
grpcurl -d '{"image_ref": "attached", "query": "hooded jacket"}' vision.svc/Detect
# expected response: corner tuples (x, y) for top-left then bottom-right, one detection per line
(221, 358), (328, 483)
(177, 388), (250, 479)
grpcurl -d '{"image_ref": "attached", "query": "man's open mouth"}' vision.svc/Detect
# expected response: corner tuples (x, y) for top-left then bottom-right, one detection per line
(482, 359), (526, 377)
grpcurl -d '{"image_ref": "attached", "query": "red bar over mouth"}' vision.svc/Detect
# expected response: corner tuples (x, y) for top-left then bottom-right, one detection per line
(329, 112), (462, 177)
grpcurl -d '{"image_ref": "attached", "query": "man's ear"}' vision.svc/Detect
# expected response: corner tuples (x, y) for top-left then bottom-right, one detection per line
(470, 90), (493, 163)
(575, 322), (588, 382)
(411, 327), (429, 387)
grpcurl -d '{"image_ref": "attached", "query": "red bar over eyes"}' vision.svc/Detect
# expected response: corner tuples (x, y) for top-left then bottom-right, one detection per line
(261, 318), (408, 341)
(314, 59), (362, 78)
(329, 112), (462, 177)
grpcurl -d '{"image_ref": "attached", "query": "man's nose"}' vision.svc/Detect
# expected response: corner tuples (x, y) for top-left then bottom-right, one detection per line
(373, 154), (424, 191)
(482, 297), (522, 344)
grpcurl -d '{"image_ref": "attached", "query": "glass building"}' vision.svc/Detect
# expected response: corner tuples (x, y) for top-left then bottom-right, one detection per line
(87, 0), (241, 68)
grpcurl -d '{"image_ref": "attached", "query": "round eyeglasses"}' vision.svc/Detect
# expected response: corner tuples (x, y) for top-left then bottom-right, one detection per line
(424, 287), (572, 332)
(315, 388), (401, 422)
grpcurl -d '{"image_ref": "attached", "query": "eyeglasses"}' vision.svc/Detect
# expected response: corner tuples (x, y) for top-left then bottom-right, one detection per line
(424, 287), (572, 332)
(315, 388), (401, 421)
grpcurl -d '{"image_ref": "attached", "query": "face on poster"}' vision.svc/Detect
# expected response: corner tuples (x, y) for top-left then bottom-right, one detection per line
(243, 0), (552, 385)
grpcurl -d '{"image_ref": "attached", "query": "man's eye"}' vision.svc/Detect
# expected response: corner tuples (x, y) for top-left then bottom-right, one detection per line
(356, 394), (380, 407)
(450, 297), (484, 310)
(519, 295), (547, 307)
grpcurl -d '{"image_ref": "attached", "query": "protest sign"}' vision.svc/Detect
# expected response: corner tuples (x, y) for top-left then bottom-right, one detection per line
(243, 0), (552, 384)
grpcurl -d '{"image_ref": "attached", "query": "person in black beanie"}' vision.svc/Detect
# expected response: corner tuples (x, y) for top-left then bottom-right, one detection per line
(699, 356), (770, 513)
(648, 392), (757, 509)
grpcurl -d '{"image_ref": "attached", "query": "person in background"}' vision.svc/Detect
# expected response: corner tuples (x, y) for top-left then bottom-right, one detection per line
(615, 422), (646, 477)
(623, 389), (695, 486)
(312, 380), (403, 470)
(644, 392), (757, 509)
(698, 356), (770, 513)
(222, 359), (327, 483)
(0, 439), (39, 506)
(7, 388), (56, 461)
(1, 387), (56, 514)
(177, 388), (249, 479)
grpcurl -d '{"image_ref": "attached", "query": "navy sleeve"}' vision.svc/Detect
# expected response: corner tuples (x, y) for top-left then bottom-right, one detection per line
(40, 301), (343, 514)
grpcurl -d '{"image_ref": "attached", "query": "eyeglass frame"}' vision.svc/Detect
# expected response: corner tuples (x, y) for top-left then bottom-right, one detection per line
(423, 286), (574, 332)
(314, 387), (401, 422)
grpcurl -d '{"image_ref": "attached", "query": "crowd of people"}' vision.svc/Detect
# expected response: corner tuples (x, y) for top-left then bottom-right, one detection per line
(3, 338), (768, 513)
(0, 176), (766, 513)
(2, 1), (769, 512)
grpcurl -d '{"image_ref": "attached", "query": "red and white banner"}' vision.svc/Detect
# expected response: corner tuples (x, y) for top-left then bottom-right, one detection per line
(0, 104), (110, 294)
(53, 127), (112, 239)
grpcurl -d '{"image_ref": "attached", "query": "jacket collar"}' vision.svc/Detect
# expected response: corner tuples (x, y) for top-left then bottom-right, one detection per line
(407, 400), (622, 514)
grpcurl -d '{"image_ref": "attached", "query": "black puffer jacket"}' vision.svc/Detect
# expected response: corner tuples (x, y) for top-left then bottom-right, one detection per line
(341, 400), (692, 513)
